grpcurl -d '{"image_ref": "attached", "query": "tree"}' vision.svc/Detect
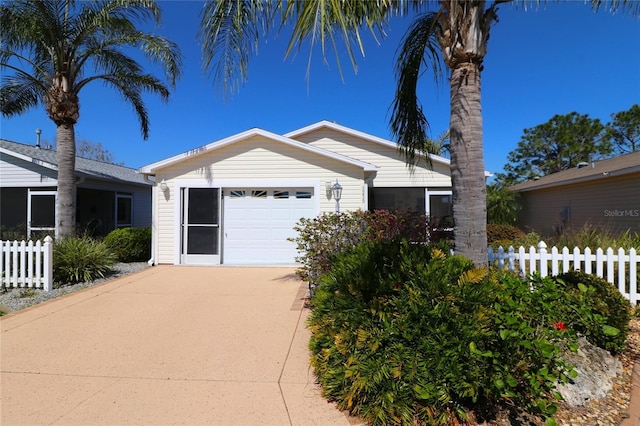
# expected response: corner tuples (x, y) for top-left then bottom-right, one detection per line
(1, 0), (181, 238)
(605, 104), (640, 154)
(390, 4), (498, 265)
(486, 181), (520, 225)
(502, 112), (610, 183)
(199, 0), (638, 266)
(424, 129), (450, 158)
(76, 139), (122, 165)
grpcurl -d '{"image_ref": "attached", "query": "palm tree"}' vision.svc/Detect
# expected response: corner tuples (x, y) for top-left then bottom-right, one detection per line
(199, 0), (638, 266)
(390, 3), (497, 265)
(1, 0), (181, 238)
(486, 182), (520, 225)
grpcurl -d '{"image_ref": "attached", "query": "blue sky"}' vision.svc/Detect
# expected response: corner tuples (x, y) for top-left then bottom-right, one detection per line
(1, 1), (639, 177)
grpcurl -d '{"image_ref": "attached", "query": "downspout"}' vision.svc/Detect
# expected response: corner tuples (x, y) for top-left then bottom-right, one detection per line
(143, 174), (156, 266)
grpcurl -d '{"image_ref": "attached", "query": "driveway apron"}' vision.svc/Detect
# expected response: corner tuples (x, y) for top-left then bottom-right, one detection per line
(1, 266), (356, 425)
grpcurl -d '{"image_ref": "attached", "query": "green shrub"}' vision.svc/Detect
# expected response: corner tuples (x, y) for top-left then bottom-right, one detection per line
(541, 224), (639, 250)
(309, 241), (577, 425)
(104, 227), (151, 262)
(0, 223), (27, 241)
(513, 231), (544, 248)
(53, 236), (115, 285)
(290, 210), (429, 284)
(486, 223), (525, 245)
(555, 271), (631, 353)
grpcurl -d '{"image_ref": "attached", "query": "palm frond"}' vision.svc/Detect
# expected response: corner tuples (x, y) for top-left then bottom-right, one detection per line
(282, 0), (393, 80)
(456, 268), (487, 286)
(1, 73), (44, 116)
(96, 72), (169, 139)
(389, 12), (444, 169)
(1, 0), (180, 136)
(199, 0), (274, 97)
(589, 0), (640, 15)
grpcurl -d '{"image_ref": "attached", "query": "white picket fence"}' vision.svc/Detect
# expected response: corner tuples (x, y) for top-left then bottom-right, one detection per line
(1, 236), (54, 291)
(488, 241), (639, 305)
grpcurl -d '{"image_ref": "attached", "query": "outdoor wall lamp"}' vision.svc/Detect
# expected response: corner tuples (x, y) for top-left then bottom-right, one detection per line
(331, 180), (343, 213)
(159, 179), (168, 191)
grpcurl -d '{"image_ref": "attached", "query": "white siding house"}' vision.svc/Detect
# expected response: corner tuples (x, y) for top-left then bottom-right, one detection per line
(139, 121), (456, 266)
(0, 139), (152, 239)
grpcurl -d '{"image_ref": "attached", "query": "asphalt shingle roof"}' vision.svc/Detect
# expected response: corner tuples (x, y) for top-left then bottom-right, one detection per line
(510, 151), (640, 192)
(0, 139), (150, 186)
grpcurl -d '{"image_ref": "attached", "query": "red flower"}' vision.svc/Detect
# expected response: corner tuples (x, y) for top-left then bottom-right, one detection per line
(553, 321), (566, 331)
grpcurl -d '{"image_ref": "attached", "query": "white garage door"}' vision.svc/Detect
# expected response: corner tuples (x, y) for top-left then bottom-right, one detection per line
(223, 188), (315, 265)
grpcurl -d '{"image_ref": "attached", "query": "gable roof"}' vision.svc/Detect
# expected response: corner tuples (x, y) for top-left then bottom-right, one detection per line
(285, 120), (452, 166)
(138, 127), (379, 174)
(510, 151), (640, 192)
(0, 139), (150, 186)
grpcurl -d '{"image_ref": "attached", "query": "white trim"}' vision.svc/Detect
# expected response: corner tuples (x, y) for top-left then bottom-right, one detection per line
(170, 178), (321, 265)
(285, 120), (493, 177)
(425, 189), (452, 218)
(148, 184), (157, 265)
(180, 187), (222, 265)
(285, 120), (452, 166)
(0, 147), (58, 171)
(115, 193), (133, 228)
(27, 190), (57, 239)
(139, 128), (378, 174)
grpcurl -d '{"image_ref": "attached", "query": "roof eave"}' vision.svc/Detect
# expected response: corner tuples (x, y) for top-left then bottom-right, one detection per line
(285, 120), (452, 166)
(512, 165), (640, 192)
(0, 147), (58, 171)
(139, 127), (379, 175)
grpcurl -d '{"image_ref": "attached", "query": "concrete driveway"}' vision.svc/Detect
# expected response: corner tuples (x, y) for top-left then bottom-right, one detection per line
(1, 266), (357, 425)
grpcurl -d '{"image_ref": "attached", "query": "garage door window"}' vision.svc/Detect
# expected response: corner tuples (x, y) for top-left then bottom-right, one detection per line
(274, 190), (289, 199)
(252, 190), (267, 198)
(230, 190), (245, 198)
(296, 191), (312, 199)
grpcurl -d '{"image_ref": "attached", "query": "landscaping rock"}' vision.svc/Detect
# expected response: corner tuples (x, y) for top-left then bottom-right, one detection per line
(557, 337), (622, 407)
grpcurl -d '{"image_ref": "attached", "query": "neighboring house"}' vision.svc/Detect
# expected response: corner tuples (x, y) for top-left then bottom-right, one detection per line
(139, 120), (456, 266)
(0, 139), (152, 239)
(510, 151), (640, 236)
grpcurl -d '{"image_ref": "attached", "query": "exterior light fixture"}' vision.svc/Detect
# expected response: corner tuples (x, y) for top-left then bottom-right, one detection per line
(160, 179), (168, 191)
(331, 180), (342, 213)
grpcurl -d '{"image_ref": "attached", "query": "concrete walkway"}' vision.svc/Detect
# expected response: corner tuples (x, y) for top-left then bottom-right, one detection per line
(1, 266), (358, 425)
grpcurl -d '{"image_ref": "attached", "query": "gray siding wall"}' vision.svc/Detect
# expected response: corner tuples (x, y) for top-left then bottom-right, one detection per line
(0, 154), (57, 187)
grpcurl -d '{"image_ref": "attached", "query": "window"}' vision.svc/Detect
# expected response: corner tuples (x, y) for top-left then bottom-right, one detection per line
(229, 190), (245, 198)
(296, 191), (312, 199)
(369, 188), (425, 213)
(274, 190), (289, 199)
(28, 190), (56, 239)
(429, 194), (453, 226)
(251, 190), (267, 198)
(116, 194), (133, 227)
(31, 194), (56, 228)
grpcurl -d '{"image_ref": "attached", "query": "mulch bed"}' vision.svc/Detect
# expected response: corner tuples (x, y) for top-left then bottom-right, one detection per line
(553, 317), (640, 426)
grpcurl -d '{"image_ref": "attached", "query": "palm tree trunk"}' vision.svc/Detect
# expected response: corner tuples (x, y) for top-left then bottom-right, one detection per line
(449, 62), (487, 266)
(56, 123), (76, 238)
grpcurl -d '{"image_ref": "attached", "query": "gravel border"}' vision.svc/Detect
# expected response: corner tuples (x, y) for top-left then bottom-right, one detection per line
(0, 262), (150, 314)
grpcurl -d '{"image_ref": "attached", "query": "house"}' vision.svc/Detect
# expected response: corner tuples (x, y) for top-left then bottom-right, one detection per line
(510, 151), (640, 236)
(139, 120), (455, 266)
(0, 138), (152, 239)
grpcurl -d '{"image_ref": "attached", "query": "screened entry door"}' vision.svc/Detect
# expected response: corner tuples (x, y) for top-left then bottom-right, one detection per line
(28, 190), (56, 239)
(181, 188), (221, 265)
